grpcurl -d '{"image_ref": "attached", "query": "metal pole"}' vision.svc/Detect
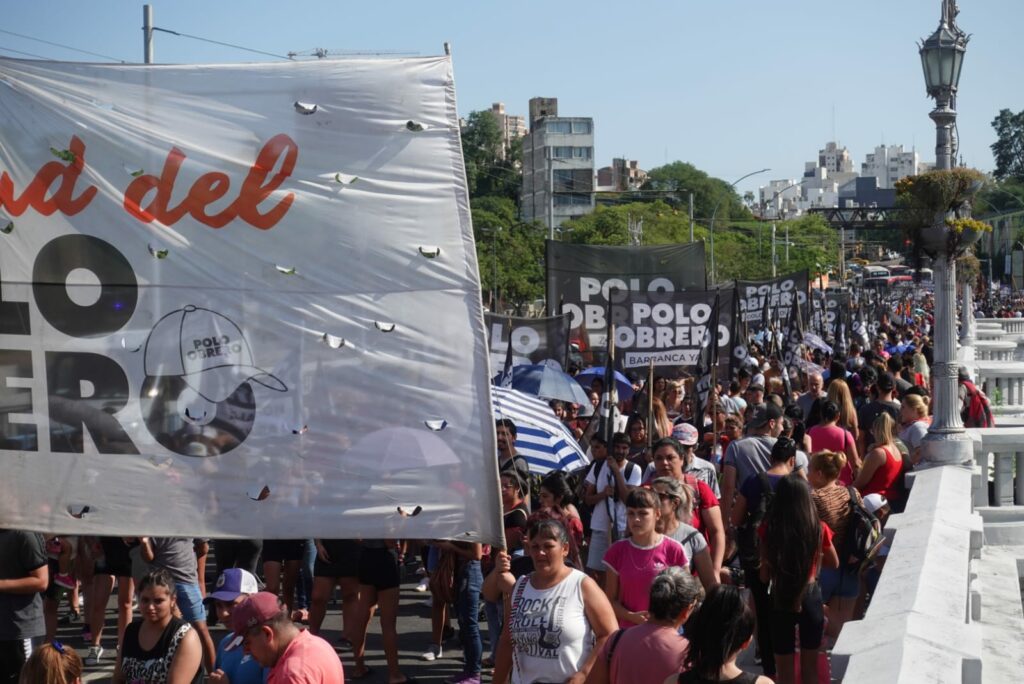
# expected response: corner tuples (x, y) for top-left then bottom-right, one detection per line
(548, 160), (555, 242)
(143, 5), (154, 63)
(785, 225), (790, 264)
(689, 192), (695, 243)
(492, 231), (498, 311)
(771, 222), (777, 278)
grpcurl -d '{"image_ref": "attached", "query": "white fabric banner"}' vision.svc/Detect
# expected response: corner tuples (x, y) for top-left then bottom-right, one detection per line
(0, 56), (502, 544)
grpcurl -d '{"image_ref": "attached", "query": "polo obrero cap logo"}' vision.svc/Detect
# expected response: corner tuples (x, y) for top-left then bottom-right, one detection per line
(144, 305), (287, 403)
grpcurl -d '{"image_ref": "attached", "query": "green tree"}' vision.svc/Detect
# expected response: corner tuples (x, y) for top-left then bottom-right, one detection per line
(641, 161), (754, 225)
(990, 108), (1024, 182)
(472, 196), (545, 312)
(461, 110), (521, 202)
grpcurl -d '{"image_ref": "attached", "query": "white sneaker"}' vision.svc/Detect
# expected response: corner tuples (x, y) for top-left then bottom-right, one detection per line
(420, 644), (443, 661)
(85, 646), (103, 665)
(415, 577), (430, 592)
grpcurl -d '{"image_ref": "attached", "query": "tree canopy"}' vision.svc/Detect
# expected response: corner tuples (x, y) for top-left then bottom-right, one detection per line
(461, 110), (521, 202)
(641, 161), (755, 225)
(990, 108), (1024, 183)
(471, 196), (545, 313)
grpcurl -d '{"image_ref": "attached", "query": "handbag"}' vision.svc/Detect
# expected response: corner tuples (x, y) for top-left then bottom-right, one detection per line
(428, 549), (457, 605)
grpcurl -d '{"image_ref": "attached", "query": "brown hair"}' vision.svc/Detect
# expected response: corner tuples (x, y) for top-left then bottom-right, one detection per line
(19, 642), (82, 684)
(809, 450), (847, 482)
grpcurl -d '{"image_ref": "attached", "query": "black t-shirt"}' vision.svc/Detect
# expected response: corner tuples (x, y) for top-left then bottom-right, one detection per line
(0, 529), (47, 640)
(857, 400), (900, 436)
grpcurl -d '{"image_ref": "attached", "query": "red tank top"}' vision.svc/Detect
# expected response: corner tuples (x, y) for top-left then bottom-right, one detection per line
(860, 445), (902, 501)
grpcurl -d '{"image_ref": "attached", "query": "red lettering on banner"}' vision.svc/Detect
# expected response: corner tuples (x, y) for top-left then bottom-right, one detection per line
(124, 133), (299, 230)
(0, 136), (97, 217)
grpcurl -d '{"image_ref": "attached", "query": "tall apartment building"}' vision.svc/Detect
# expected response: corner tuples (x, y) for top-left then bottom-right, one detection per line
(860, 144), (926, 189)
(520, 97), (595, 234)
(489, 102), (526, 160)
(596, 158), (647, 191)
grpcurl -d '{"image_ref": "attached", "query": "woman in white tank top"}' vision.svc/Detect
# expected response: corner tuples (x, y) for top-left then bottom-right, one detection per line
(497, 517), (617, 684)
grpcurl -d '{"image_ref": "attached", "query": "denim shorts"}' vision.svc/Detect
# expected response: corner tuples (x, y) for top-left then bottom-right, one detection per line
(819, 565), (860, 601)
(175, 582), (207, 622)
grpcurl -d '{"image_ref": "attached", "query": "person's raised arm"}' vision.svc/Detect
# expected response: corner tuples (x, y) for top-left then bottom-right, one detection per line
(720, 464), (738, 531)
(482, 550), (515, 603)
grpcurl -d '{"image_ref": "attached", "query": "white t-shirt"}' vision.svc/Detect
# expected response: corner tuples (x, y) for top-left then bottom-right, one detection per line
(584, 460), (642, 534)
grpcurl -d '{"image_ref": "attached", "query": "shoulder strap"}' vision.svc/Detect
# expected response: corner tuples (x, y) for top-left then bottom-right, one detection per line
(605, 628), (626, 669)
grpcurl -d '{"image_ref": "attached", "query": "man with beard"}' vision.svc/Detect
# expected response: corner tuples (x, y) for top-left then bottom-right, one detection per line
(496, 419), (531, 507)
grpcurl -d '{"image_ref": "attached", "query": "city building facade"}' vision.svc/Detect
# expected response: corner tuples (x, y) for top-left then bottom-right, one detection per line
(520, 97), (595, 232)
(596, 158), (647, 192)
(860, 144), (929, 189)
(489, 102), (526, 160)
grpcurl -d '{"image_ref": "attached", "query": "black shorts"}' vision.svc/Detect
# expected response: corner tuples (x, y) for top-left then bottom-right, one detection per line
(314, 540), (361, 579)
(357, 547), (400, 591)
(770, 582), (825, 655)
(95, 537), (133, 578)
(262, 539), (306, 563)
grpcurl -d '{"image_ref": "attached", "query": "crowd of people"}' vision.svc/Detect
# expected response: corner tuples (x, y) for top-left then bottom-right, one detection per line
(0, 291), (999, 684)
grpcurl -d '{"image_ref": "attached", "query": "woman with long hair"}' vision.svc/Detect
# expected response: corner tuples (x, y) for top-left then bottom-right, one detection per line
(539, 472), (584, 566)
(807, 450), (861, 639)
(603, 488), (687, 628)
(113, 569), (202, 684)
(826, 379), (859, 444)
(20, 642), (82, 684)
(651, 397), (673, 441)
(898, 394), (931, 465)
(759, 475), (838, 684)
(667, 584), (772, 684)
(651, 477), (718, 589)
(853, 413), (904, 505)
(806, 400), (860, 485)
(494, 518), (618, 684)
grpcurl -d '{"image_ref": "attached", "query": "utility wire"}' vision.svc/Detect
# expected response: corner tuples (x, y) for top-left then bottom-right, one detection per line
(152, 27), (291, 60)
(0, 28), (125, 62)
(0, 45), (54, 60)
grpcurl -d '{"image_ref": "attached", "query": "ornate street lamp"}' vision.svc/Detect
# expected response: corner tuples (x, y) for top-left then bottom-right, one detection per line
(918, 0), (969, 170)
(917, 1), (975, 467)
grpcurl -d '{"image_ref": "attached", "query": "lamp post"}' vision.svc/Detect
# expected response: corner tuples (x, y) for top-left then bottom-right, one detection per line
(918, 0), (972, 466)
(480, 226), (501, 310)
(709, 168), (770, 283)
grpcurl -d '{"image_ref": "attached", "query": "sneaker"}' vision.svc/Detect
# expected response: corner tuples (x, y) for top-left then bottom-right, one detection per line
(445, 674), (481, 684)
(54, 573), (76, 590)
(84, 646), (103, 665)
(420, 644), (442, 661)
(415, 577), (430, 592)
(337, 637), (353, 652)
(421, 595), (433, 607)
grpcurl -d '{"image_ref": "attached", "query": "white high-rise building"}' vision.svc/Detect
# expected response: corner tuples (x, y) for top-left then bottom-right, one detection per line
(520, 97), (595, 233)
(489, 102), (526, 160)
(861, 144), (927, 189)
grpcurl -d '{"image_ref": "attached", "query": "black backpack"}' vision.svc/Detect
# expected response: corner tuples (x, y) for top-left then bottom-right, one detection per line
(841, 486), (881, 570)
(736, 472), (774, 568)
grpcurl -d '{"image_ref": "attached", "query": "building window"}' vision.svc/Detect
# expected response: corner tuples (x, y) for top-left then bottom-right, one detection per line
(546, 121), (572, 134)
(553, 193), (592, 207)
(572, 121), (592, 134)
(553, 169), (594, 193)
(572, 147), (592, 159)
(552, 146), (573, 159)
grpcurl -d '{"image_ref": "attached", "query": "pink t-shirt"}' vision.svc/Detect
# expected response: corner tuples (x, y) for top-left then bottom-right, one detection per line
(807, 423), (856, 484)
(601, 622), (688, 683)
(269, 629), (345, 684)
(602, 536), (687, 628)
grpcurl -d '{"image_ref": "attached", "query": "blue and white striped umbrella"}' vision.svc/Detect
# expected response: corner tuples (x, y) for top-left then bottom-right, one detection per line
(491, 386), (590, 475)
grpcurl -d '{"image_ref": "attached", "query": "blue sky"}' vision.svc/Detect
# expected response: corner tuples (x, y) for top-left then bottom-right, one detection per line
(2, 1), (1021, 199)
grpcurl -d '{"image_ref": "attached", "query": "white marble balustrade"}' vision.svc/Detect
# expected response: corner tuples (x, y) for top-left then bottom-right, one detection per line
(975, 328), (1004, 341)
(970, 427), (1024, 507)
(976, 317), (1024, 334)
(973, 340), (1016, 361)
(974, 361), (1024, 411)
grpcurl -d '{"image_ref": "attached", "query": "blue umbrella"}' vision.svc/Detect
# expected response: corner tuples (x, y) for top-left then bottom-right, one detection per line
(494, 360), (591, 405)
(492, 387), (590, 474)
(575, 366), (634, 401)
